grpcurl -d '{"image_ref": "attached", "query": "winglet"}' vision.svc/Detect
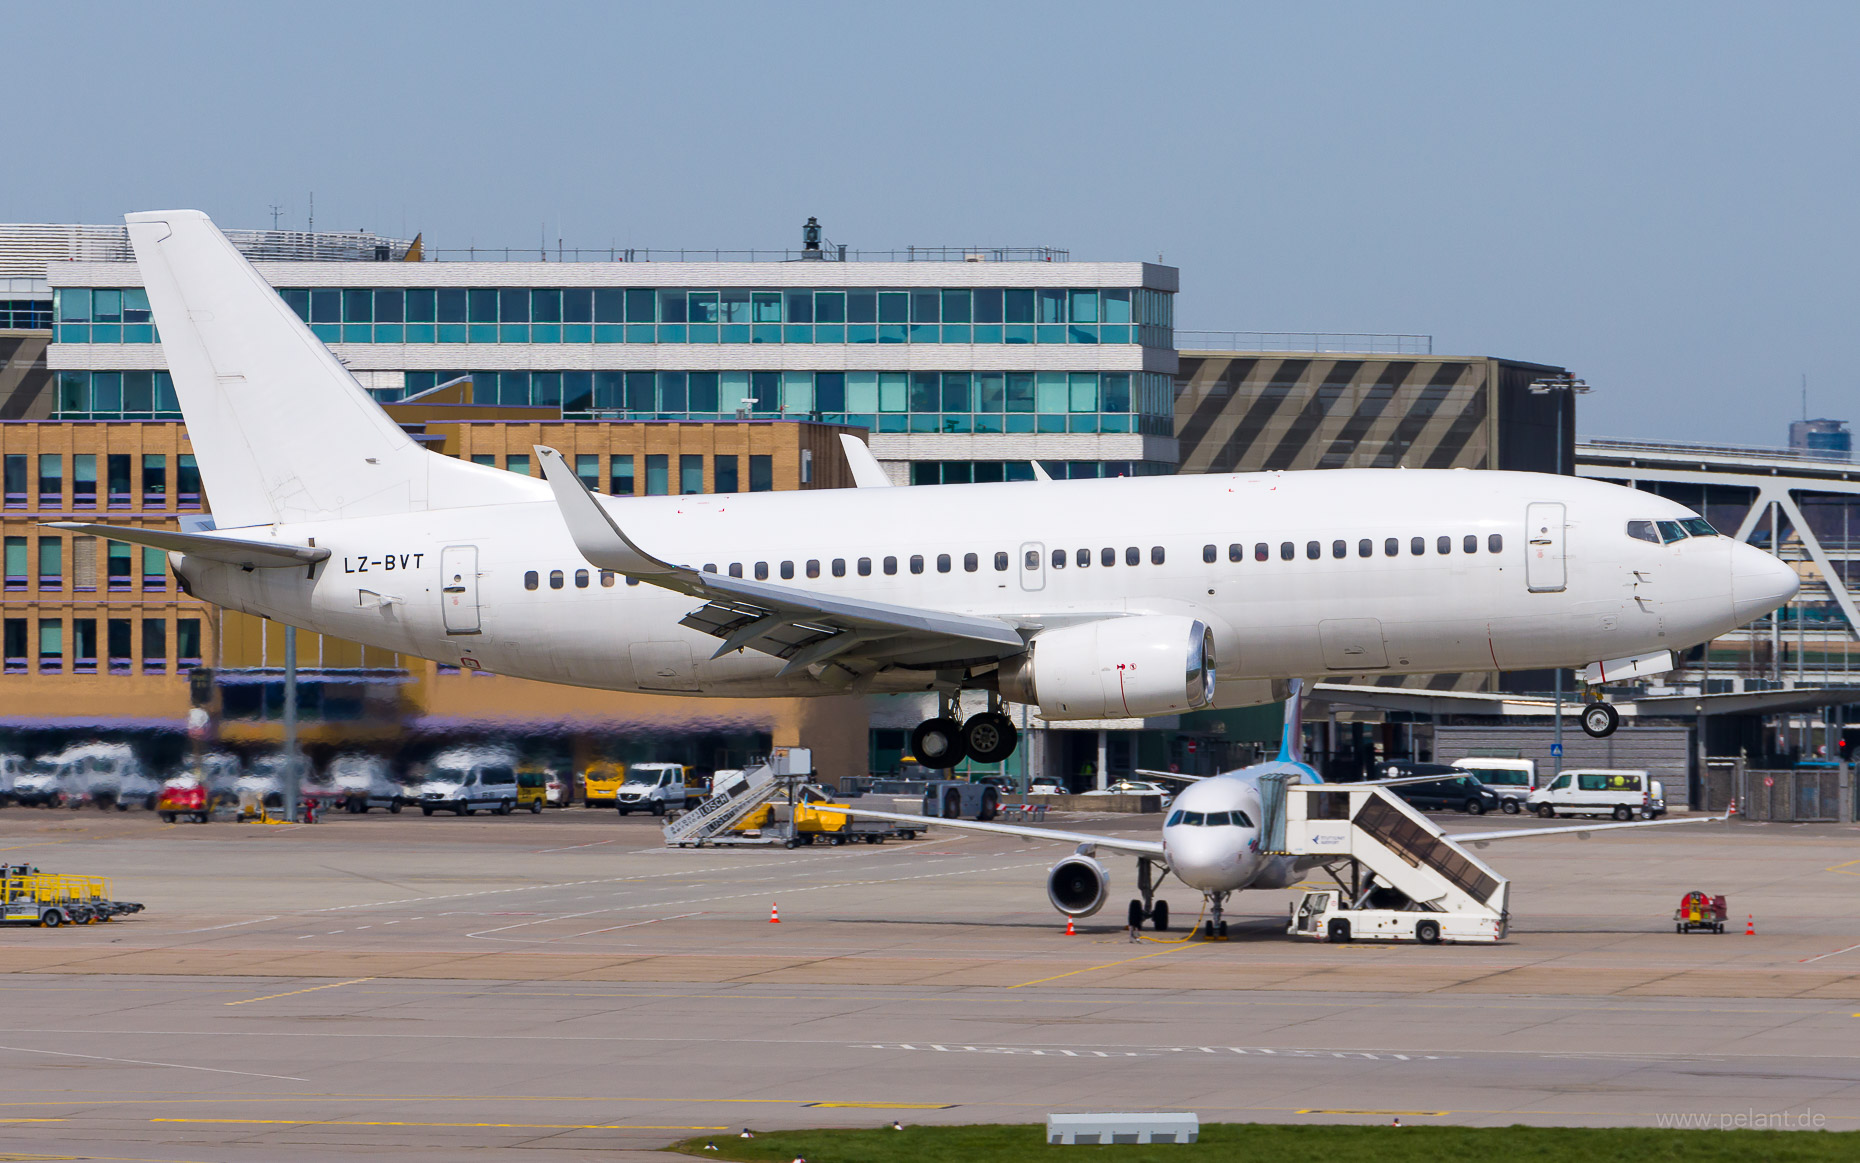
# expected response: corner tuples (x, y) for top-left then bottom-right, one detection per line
(1029, 461), (1054, 483)
(534, 445), (677, 577)
(1275, 678), (1307, 765)
(838, 434), (893, 488)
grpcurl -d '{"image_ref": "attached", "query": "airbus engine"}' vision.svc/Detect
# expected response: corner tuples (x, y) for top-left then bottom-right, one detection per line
(1046, 855), (1109, 918)
(998, 615), (1215, 720)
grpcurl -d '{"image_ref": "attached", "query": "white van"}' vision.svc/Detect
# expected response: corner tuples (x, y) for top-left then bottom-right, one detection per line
(1526, 768), (1666, 821)
(328, 754), (404, 813)
(0, 754), (26, 803)
(613, 763), (696, 816)
(1450, 757), (1538, 814)
(416, 747), (520, 816)
(48, 743), (156, 810)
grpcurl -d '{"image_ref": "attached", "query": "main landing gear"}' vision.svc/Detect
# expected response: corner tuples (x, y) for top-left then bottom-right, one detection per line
(1126, 859), (1171, 932)
(910, 693), (1019, 769)
(1579, 699), (1620, 739)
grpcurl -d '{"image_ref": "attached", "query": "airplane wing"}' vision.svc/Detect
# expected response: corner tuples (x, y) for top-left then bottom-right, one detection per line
(826, 805), (1166, 857)
(1449, 812), (1730, 845)
(534, 446), (1027, 677)
(43, 522), (330, 570)
(1135, 769), (1212, 783)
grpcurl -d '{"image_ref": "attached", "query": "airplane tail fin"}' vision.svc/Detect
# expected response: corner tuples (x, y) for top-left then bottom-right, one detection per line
(1274, 678), (1312, 773)
(125, 210), (534, 527)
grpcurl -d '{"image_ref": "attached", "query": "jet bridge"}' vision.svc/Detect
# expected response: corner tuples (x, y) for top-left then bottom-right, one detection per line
(1271, 781), (1510, 924)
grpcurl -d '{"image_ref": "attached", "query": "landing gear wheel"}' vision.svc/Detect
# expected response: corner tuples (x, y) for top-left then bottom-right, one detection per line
(1416, 919), (1441, 945)
(960, 713), (1019, 764)
(1613, 806), (1633, 821)
(1152, 900), (1169, 931)
(1216, 920), (1228, 938)
(1128, 899), (1145, 929)
(1580, 701), (1619, 738)
(911, 717), (966, 769)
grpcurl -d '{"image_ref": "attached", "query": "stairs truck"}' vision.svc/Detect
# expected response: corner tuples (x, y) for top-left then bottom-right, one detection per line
(1275, 781), (1509, 944)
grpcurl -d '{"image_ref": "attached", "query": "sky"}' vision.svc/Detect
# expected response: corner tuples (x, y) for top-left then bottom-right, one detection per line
(9, 1), (1857, 446)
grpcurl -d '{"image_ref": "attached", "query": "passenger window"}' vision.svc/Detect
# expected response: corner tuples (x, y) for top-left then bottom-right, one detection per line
(1255, 542), (1268, 562)
(963, 552), (978, 572)
(937, 553), (951, 573)
(1657, 520), (1687, 544)
(1151, 546), (1165, 565)
(1437, 535), (1451, 554)
(1358, 539), (1372, 557)
(549, 569), (564, 589)
(1488, 534), (1503, 553)
(1385, 538), (1399, 556)
(832, 558), (846, 577)
(1025, 550), (1040, 570)
(806, 560), (820, 579)
(600, 570), (615, 587)
(884, 556), (897, 575)
(728, 563), (743, 578)
(1203, 544), (1217, 564)
(1463, 535), (1477, 553)
(1332, 540), (1346, 559)
(755, 562), (769, 580)
(627, 576), (640, 586)
(1280, 541), (1294, 561)
(910, 555), (925, 574)
(780, 561), (795, 580)
(1126, 546), (1140, 566)
(995, 552), (1009, 571)
(1104, 547), (1117, 567)
(524, 570), (539, 591)
(859, 557), (873, 576)
(1052, 548), (1066, 569)
(1229, 543), (1243, 563)
(1076, 547), (1090, 567)
(1411, 536), (1425, 555)
(575, 569), (589, 588)
(1305, 541), (1320, 560)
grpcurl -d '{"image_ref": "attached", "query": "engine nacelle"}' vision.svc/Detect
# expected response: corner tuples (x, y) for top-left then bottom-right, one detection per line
(1046, 854), (1110, 918)
(998, 616), (1215, 720)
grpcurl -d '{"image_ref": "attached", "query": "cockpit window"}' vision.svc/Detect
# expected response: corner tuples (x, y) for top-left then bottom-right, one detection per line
(1233, 809), (1254, 827)
(1657, 519), (1687, 544)
(1166, 810), (1185, 826)
(1203, 811), (1230, 826)
(1181, 811), (1205, 826)
(1626, 520), (1659, 544)
(1680, 517), (1718, 538)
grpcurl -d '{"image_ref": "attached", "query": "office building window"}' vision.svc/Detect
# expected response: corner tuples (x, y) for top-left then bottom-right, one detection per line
(108, 618), (132, 674)
(38, 619), (62, 673)
(645, 454), (669, 495)
(680, 454), (704, 495)
(575, 454), (601, 491)
(470, 454), (496, 467)
(38, 454), (62, 507)
(107, 454), (132, 508)
(38, 537), (62, 590)
(749, 455), (773, 492)
(610, 455), (635, 496)
(72, 536), (96, 591)
(142, 546), (167, 591)
(506, 454), (530, 476)
(3, 537), (24, 590)
(176, 454), (201, 507)
(142, 618), (166, 674)
(2, 455), (24, 507)
(73, 618), (97, 674)
(714, 455), (739, 493)
(177, 618), (202, 667)
(107, 540), (132, 590)
(73, 454), (97, 507)
(142, 454), (167, 505)
(3, 618), (26, 674)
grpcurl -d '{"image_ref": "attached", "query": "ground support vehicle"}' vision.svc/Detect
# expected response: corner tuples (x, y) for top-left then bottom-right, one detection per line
(0, 870), (144, 926)
(581, 760), (626, 807)
(1527, 768), (1666, 820)
(415, 747), (521, 816)
(328, 755), (404, 813)
(156, 780), (211, 823)
(1288, 888), (1504, 945)
(1450, 757), (1539, 814)
(614, 764), (700, 816)
(778, 798), (911, 847)
(1674, 890), (1727, 933)
(922, 779), (1000, 821)
(517, 764), (568, 812)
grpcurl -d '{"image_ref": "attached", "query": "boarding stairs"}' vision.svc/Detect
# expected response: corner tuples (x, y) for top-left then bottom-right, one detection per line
(1267, 779), (1509, 921)
(661, 763), (784, 847)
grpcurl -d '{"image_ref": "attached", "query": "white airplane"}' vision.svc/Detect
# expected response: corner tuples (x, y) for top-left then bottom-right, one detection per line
(839, 681), (1731, 937)
(54, 211), (1797, 776)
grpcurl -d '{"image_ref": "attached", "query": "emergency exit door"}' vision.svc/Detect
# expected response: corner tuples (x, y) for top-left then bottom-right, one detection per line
(440, 545), (482, 634)
(1524, 503), (1566, 593)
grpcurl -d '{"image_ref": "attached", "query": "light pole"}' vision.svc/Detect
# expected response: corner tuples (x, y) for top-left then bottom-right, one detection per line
(1528, 373), (1591, 778)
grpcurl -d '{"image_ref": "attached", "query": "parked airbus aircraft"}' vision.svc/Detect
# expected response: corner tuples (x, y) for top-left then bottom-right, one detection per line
(55, 211), (1798, 771)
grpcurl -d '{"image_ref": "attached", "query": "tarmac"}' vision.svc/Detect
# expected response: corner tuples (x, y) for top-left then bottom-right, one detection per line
(0, 805), (1857, 1159)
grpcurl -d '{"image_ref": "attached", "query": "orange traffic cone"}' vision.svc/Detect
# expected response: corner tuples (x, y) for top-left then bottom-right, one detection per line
(1064, 916), (1075, 936)
(770, 903), (780, 924)
(1744, 913), (1754, 936)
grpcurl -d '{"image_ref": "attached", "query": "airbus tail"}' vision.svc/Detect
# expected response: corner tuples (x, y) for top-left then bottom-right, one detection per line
(1274, 678), (1309, 767)
(124, 210), (536, 527)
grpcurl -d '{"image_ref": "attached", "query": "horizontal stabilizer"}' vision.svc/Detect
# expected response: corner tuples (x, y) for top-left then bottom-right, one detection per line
(44, 523), (329, 570)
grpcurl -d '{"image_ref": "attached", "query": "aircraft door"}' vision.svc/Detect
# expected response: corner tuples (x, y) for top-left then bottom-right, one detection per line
(1019, 541), (1045, 592)
(1525, 503), (1566, 593)
(440, 545), (482, 634)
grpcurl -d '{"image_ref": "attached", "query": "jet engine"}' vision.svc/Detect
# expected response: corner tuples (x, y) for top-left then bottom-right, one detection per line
(1046, 854), (1110, 918)
(999, 616), (1215, 720)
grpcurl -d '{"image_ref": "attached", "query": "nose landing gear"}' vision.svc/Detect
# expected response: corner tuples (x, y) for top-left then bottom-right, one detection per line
(1199, 891), (1230, 940)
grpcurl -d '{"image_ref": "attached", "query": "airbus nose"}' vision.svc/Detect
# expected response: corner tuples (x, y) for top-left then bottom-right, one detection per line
(1730, 543), (1799, 625)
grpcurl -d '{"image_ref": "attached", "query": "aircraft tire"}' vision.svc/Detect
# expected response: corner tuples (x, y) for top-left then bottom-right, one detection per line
(1153, 900), (1169, 931)
(910, 718), (966, 770)
(961, 713), (1019, 764)
(1580, 702), (1620, 738)
(1128, 900), (1145, 929)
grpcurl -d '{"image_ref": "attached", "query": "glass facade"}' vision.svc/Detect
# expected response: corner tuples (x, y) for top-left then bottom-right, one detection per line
(908, 460), (1171, 484)
(1, 299), (53, 330)
(57, 285), (1174, 349)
